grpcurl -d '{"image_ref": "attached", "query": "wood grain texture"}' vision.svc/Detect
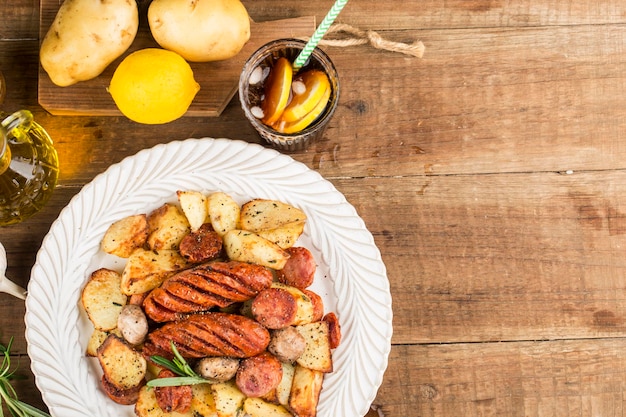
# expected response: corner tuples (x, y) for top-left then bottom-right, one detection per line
(4, 0), (626, 416)
(373, 339), (626, 417)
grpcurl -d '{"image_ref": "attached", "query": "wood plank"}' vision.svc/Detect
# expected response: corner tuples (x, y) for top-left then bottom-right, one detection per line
(306, 24), (626, 178)
(242, 0), (626, 29)
(373, 339), (626, 417)
(7, 0), (626, 42)
(5, 23), (623, 183)
(1, 0), (40, 40)
(7, 171), (626, 346)
(334, 172), (626, 344)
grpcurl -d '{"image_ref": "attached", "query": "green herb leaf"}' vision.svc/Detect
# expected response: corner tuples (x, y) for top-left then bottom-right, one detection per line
(148, 342), (215, 388)
(0, 337), (51, 417)
(146, 376), (207, 388)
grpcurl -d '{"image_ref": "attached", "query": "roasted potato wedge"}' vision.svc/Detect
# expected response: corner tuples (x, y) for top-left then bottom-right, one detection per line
(189, 383), (218, 416)
(97, 334), (146, 391)
(81, 268), (127, 331)
(288, 365), (324, 417)
(255, 220), (305, 249)
(295, 321), (333, 373)
(276, 362), (295, 407)
(102, 374), (144, 405)
(223, 229), (289, 269)
(240, 199), (307, 232)
(177, 190), (208, 231)
(147, 203), (191, 250)
(211, 380), (246, 417)
(86, 328), (122, 356)
(243, 397), (292, 417)
(121, 248), (188, 295)
(101, 214), (149, 258)
(207, 191), (240, 236)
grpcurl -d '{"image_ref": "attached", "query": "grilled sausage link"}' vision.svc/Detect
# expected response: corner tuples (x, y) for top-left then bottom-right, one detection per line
(143, 261), (273, 322)
(144, 312), (270, 359)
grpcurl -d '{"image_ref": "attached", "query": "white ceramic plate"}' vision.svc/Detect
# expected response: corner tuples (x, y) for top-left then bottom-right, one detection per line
(25, 138), (392, 417)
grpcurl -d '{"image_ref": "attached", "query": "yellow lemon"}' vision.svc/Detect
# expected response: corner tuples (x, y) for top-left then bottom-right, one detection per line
(109, 48), (200, 124)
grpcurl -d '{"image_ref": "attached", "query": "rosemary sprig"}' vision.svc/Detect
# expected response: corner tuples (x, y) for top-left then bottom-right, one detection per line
(0, 337), (51, 417)
(147, 342), (214, 388)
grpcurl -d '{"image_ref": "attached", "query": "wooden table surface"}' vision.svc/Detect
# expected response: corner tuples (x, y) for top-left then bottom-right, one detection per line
(3, 1), (626, 416)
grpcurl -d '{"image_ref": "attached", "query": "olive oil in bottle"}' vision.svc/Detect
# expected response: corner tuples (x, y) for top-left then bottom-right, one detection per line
(0, 110), (59, 226)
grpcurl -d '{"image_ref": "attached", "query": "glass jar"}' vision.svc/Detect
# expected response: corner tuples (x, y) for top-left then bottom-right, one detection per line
(239, 39), (340, 152)
(0, 110), (59, 226)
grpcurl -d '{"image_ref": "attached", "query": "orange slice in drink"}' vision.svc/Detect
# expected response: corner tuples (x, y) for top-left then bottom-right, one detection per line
(261, 57), (293, 125)
(281, 70), (330, 123)
(274, 86), (331, 134)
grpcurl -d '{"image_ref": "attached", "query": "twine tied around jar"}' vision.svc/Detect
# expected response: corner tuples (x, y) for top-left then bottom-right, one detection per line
(313, 23), (425, 58)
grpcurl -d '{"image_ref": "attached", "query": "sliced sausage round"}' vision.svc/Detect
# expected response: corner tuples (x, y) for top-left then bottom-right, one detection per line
(251, 287), (298, 329)
(236, 352), (283, 397)
(179, 223), (223, 263)
(276, 247), (316, 289)
(154, 369), (193, 413)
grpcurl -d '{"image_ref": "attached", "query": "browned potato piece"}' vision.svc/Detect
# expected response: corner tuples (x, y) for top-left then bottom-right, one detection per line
(97, 334), (146, 391)
(276, 362), (295, 407)
(147, 203), (191, 250)
(101, 214), (148, 258)
(243, 397), (291, 417)
(295, 321), (333, 373)
(223, 230), (289, 270)
(81, 268), (127, 331)
(255, 221), (305, 249)
(101, 374), (144, 405)
(121, 248), (188, 295)
(240, 199), (306, 232)
(207, 191), (240, 236)
(177, 190), (208, 231)
(86, 328), (123, 357)
(211, 380), (246, 417)
(288, 365), (324, 417)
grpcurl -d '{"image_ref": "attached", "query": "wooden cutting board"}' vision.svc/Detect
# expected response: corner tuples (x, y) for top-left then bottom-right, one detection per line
(37, 1), (315, 117)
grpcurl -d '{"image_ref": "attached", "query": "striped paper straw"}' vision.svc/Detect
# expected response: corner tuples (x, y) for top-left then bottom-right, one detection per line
(293, 0), (348, 70)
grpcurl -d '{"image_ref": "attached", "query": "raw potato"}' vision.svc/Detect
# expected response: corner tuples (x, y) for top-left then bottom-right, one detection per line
(240, 199), (307, 232)
(243, 397), (292, 417)
(177, 190), (208, 231)
(288, 365), (324, 417)
(101, 214), (149, 258)
(148, 0), (251, 62)
(223, 229), (290, 269)
(207, 191), (240, 236)
(295, 321), (333, 373)
(81, 268), (127, 331)
(97, 334), (147, 390)
(121, 248), (188, 295)
(40, 0), (139, 86)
